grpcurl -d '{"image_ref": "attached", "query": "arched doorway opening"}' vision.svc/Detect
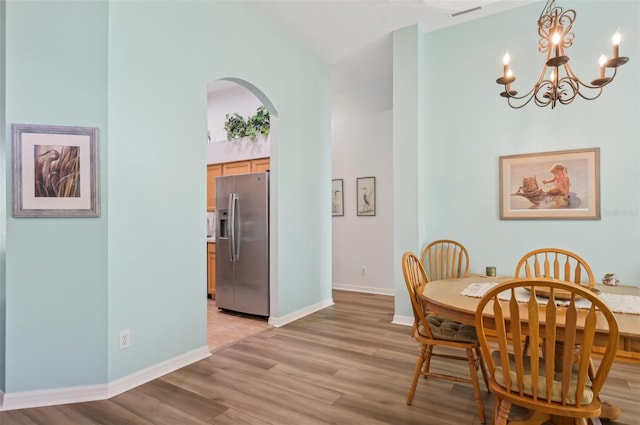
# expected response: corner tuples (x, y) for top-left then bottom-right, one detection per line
(205, 78), (278, 351)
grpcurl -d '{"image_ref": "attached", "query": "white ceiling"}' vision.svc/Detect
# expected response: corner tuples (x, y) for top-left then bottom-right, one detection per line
(249, 0), (536, 64)
(224, 1), (538, 109)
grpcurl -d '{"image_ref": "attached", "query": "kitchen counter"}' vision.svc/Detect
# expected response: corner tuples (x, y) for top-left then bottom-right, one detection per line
(207, 237), (216, 244)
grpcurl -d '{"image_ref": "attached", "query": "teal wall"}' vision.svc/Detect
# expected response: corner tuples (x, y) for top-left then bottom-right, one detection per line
(392, 26), (426, 303)
(4, 0), (109, 391)
(2, 0), (331, 393)
(394, 1), (640, 317)
(0, 0), (7, 392)
(106, 0), (331, 380)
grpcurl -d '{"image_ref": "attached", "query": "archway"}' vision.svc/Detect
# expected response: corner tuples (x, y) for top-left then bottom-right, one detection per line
(205, 78), (278, 350)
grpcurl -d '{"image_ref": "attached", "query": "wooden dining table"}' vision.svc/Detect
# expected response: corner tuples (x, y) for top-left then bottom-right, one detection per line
(419, 275), (640, 422)
(420, 276), (640, 358)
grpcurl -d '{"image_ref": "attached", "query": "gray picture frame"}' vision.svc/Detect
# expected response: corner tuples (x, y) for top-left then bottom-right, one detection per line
(332, 179), (344, 216)
(12, 123), (100, 218)
(356, 176), (375, 216)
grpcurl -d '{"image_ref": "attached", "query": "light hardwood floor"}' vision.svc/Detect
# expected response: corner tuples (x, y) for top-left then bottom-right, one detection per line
(1, 291), (638, 424)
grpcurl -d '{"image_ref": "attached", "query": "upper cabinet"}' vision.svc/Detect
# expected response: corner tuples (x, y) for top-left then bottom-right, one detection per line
(206, 165), (222, 212)
(251, 157), (271, 173)
(222, 160), (252, 176)
(207, 158), (270, 211)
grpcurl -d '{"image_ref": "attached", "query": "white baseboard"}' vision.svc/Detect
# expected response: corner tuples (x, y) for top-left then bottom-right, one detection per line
(0, 346), (211, 411)
(107, 345), (211, 398)
(268, 297), (334, 327)
(0, 383), (108, 411)
(392, 314), (413, 327)
(332, 283), (395, 296)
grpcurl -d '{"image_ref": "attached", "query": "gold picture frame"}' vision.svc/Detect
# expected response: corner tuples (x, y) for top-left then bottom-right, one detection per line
(499, 148), (600, 220)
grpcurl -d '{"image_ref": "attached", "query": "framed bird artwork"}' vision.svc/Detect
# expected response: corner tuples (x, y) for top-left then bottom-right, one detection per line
(356, 176), (375, 216)
(332, 179), (344, 217)
(11, 123), (100, 217)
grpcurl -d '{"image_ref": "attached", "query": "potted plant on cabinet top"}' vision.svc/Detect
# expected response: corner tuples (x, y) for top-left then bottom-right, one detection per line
(224, 106), (270, 141)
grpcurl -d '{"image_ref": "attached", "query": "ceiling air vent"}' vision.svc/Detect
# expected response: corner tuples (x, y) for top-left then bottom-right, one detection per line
(449, 6), (482, 18)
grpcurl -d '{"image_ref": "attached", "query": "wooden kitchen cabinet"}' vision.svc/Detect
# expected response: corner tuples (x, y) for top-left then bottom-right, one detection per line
(207, 164), (222, 212)
(251, 158), (270, 173)
(222, 160), (251, 176)
(207, 243), (216, 298)
(208, 159), (269, 212)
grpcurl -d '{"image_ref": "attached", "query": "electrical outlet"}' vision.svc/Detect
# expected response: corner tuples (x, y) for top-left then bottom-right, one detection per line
(361, 266), (367, 276)
(119, 330), (131, 350)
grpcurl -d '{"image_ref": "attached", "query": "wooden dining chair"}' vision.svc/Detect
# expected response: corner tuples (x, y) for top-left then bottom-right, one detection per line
(402, 252), (489, 424)
(515, 248), (597, 356)
(514, 248), (595, 286)
(475, 278), (619, 425)
(420, 239), (469, 281)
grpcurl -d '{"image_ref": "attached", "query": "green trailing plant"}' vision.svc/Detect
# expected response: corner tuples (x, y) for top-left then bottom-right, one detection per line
(223, 113), (247, 140)
(224, 106), (270, 141)
(247, 106), (270, 138)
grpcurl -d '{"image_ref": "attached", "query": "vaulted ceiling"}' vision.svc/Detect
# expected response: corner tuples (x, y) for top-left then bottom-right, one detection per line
(248, 1), (536, 110)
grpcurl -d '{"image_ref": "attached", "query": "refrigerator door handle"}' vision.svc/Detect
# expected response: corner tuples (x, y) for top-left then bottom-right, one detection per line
(228, 193), (239, 262)
(232, 193), (240, 261)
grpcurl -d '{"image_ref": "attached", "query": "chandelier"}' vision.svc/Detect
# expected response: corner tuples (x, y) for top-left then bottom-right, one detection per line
(496, 0), (629, 109)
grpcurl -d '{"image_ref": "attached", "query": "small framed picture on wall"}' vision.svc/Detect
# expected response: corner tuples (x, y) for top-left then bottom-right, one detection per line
(332, 179), (344, 216)
(356, 176), (375, 216)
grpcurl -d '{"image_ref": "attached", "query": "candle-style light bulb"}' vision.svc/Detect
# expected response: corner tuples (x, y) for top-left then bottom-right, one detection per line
(505, 68), (514, 93)
(612, 31), (621, 58)
(552, 32), (561, 57)
(599, 54), (607, 77)
(503, 52), (511, 78)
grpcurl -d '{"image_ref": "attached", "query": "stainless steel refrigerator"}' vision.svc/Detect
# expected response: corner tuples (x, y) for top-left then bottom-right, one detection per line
(215, 172), (269, 316)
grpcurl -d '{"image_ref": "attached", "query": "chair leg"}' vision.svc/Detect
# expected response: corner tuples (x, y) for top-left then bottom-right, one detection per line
(423, 344), (433, 377)
(494, 399), (510, 425)
(407, 344), (427, 405)
(475, 346), (490, 392)
(492, 398), (500, 424)
(466, 348), (486, 424)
